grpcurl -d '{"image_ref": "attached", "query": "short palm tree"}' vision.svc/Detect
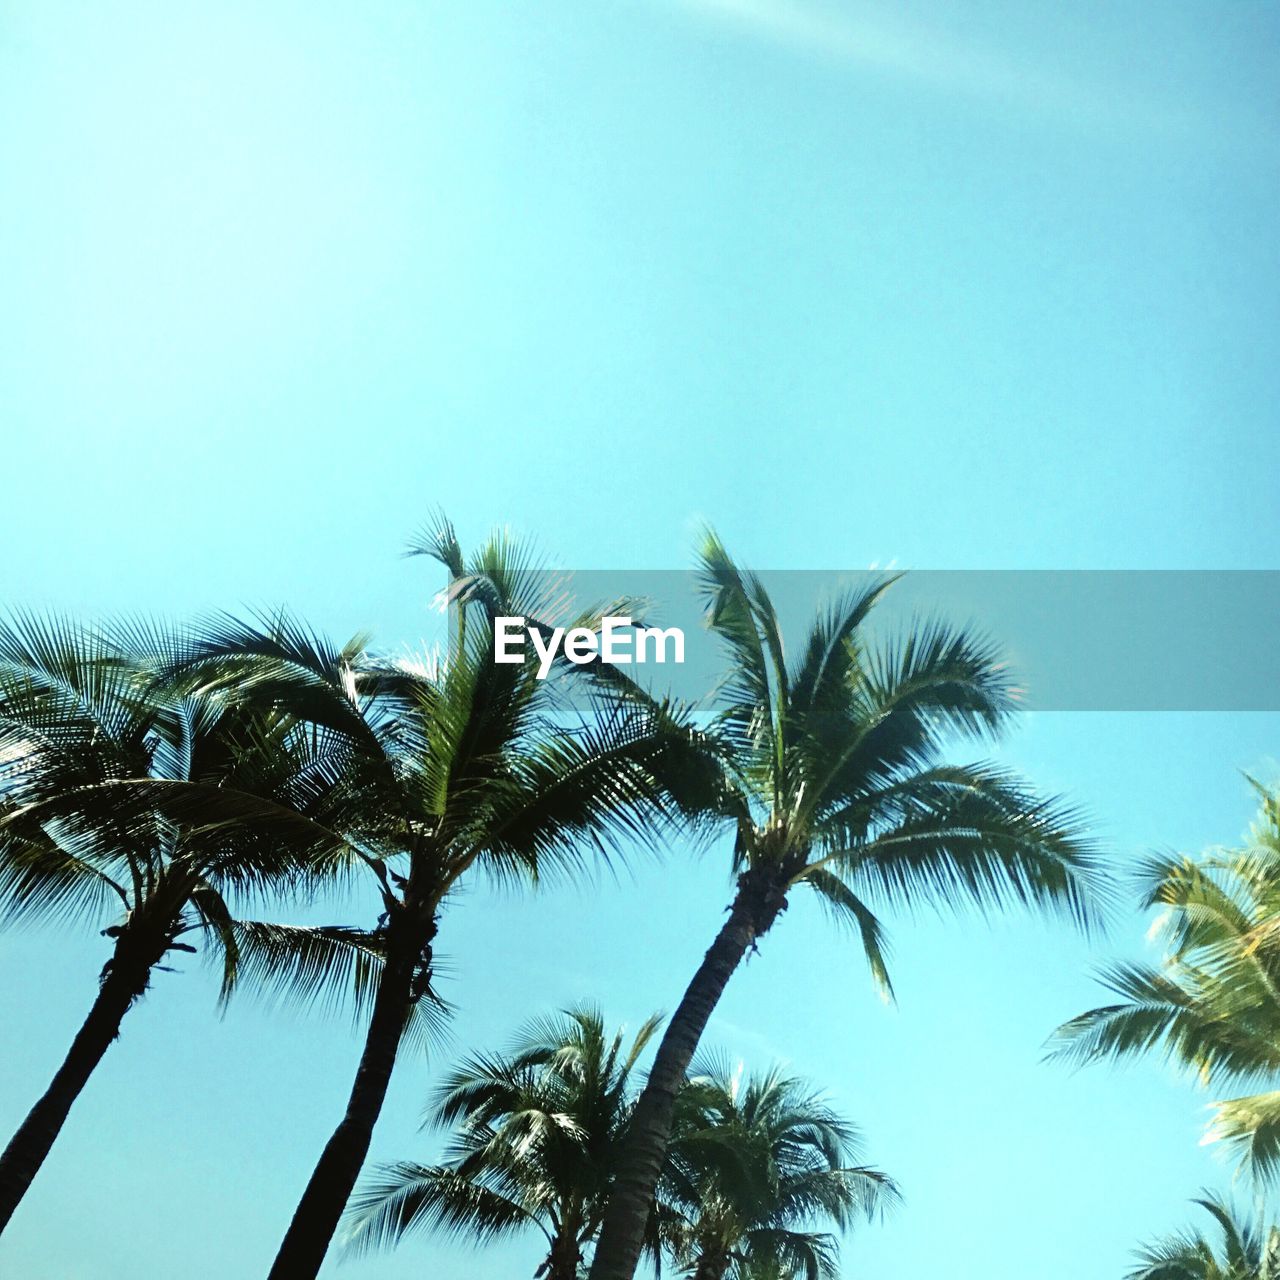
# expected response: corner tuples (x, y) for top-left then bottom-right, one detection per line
(1128, 1193), (1280, 1280)
(1051, 782), (1280, 1182)
(659, 1062), (895, 1280)
(345, 1006), (662, 1280)
(587, 532), (1100, 1280)
(0, 616), (376, 1232)
(158, 521), (710, 1280)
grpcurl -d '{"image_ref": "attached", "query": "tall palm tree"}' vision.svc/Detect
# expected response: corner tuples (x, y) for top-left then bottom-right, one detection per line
(158, 521), (711, 1280)
(0, 616), (379, 1232)
(345, 1006), (662, 1280)
(1051, 782), (1280, 1182)
(586, 533), (1100, 1280)
(658, 1062), (895, 1280)
(1128, 1193), (1280, 1280)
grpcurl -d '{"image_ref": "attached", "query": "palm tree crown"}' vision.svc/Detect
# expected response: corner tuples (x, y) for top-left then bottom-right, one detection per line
(0, 615), (361, 1231)
(1052, 782), (1280, 1182)
(659, 1062), (896, 1280)
(695, 533), (1096, 970)
(1129, 1193), (1280, 1280)
(587, 532), (1100, 1280)
(150, 519), (711, 1279)
(347, 1006), (662, 1280)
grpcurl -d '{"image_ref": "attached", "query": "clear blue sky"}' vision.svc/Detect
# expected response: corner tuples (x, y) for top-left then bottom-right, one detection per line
(1, 2), (1278, 1276)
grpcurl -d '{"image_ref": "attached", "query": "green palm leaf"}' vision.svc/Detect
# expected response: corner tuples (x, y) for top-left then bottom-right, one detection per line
(1129, 1193), (1277, 1280)
(345, 1006), (658, 1277)
(1054, 786), (1280, 1185)
(659, 1063), (897, 1280)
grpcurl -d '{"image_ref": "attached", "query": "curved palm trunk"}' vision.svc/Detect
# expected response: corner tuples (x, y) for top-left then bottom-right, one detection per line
(588, 869), (788, 1280)
(0, 943), (152, 1233)
(266, 918), (427, 1280)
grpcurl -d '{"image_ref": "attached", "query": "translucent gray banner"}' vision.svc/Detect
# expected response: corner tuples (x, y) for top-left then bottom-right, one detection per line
(477, 570), (1280, 711)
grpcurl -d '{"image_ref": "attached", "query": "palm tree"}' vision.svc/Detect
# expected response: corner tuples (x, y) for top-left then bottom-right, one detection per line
(345, 1006), (662, 1280)
(0, 616), (381, 1232)
(586, 532), (1100, 1280)
(158, 520), (710, 1280)
(1128, 1193), (1280, 1280)
(658, 1062), (895, 1280)
(1051, 782), (1280, 1182)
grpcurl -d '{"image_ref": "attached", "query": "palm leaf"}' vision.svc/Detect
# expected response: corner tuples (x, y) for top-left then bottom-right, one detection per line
(227, 921), (450, 1047)
(343, 1161), (536, 1256)
(1206, 1092), (1280, 1185)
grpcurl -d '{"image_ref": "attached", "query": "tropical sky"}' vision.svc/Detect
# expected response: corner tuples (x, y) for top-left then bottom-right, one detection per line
(2, 2), (1279, 1277)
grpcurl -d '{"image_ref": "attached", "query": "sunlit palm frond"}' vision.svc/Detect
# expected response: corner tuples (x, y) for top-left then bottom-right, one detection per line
(1207, 1092), (1280, 1186)
(819, 774), (1098, 932)
(1139, 853), (1258, 959)
(1055, 794), (1280, 1188)
(695, 531), (784, 792)
(154, 612), (392, 756)
(462, 696), (720, 886)
(1049, 961), (1280, 1084)
(785, 580), (896, 722)
(0, 828), (129, 929)
(862, 616), (1015, 739)
(226, 921), (449, 1047)
(0, 613), (148, 759)
(343, 1161), (535, 1256)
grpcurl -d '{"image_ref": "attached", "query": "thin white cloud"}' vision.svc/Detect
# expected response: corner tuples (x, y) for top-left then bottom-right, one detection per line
(707, 1013), (795, 1066)
(670, 0), (1196, 134)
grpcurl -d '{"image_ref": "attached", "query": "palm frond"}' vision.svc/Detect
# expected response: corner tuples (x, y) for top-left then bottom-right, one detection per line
(797, 869), (895, 1002)
(1207, 1092), (1280, 1185)
(227, 921), (450, 1047)
(696, 530), (784, 797)
(343, 1161), (536, 1256)
(824, 775), (1099, 931)
(1049, 961), (1280, 1083)
(661, 1063), (892, 1280)
(1129, 1192), (1273, 1280)
(0, 828), (129, 929)
(362, 1006), (659, 1261)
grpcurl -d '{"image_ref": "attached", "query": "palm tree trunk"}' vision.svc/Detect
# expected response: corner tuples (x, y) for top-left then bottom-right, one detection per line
(587, 867), (788, 1280)
(0, 945), (151, 1233)
(542, 1230), (582, 1280)
(692, 1251), (731, 1280)
(266, 918), (426, 1280)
